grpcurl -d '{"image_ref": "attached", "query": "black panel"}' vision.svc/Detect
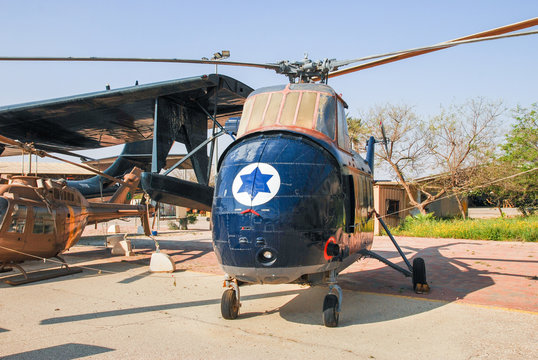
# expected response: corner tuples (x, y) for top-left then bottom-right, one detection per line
(141, 172), (214, 211)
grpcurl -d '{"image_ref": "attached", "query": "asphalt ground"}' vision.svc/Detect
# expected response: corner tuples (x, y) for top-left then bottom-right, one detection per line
(0, 231), (536, 359)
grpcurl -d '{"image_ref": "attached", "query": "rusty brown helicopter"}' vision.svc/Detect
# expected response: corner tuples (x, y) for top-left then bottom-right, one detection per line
(0, 134), (153, 285)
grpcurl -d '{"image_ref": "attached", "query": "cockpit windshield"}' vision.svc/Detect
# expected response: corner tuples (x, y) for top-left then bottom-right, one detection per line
(0, 198), (8, 229)
(237, 88), (336, 140)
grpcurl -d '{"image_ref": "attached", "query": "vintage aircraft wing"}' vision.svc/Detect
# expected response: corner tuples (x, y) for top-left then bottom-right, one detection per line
(0, 74), (252, 152)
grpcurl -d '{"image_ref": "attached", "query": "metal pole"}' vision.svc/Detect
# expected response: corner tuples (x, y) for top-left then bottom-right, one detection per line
(163, 130), (225, 176)
(359, 249), (412, 277)
(194, 101), (229, 135)
(376, 212), (413, 272)
(215, 135), (219, 173)
(151, 98), (159, 173)
(206, 78), (220, 182)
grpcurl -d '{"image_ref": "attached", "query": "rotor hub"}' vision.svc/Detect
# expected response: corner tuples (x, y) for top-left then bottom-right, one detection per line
(276, 55), (337, 83)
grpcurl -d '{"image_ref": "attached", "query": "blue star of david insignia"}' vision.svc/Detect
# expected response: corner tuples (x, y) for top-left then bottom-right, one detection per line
(237, 167), (273, 199)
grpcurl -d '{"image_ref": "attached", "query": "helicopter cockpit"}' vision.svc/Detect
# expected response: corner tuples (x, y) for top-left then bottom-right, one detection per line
(237, 83), (351, 152)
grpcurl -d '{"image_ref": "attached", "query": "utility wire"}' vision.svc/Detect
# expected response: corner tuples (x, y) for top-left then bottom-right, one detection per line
(0, 167), (535, 275)
(375, 166), (538, 221)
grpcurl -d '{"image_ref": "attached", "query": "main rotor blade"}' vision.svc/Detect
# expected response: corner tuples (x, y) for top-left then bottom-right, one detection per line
(328, 17), (538, 78)
(334, 30), (538, 69)
(0, 56), (280, 71)
(0, 134), (126, 185)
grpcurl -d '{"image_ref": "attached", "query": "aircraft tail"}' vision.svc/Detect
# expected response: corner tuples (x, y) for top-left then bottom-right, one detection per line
(108, 167), (142, 204)
(67, 139), (170, 198)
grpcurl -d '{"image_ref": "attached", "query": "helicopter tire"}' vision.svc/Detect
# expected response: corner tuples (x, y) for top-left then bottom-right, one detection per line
(412, 257), (429, 293)
(221, 288), (240, 320)
(322, 294), (339, 327)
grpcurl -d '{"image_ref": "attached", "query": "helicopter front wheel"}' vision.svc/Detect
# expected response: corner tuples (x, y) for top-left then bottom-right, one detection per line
(221, 275), (241, 319)
(221, 289), (240, 319)
(322, 294), (339, 327)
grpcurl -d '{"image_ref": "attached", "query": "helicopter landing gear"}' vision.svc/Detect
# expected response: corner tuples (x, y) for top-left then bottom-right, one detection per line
(3, 256), (82, 286)
(412, 257), (429, 294)
(221, 274), (240, 320)
(323, 270), (342, 327)
(361, 213), (430, 295)
(0, 262), (13, 273)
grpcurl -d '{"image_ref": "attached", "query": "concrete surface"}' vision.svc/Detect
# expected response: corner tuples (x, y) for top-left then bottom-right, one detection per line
(468, 207), (523, 219)
(0, 231), (536, 359)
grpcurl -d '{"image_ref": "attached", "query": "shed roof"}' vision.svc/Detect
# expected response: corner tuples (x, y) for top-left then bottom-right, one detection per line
(0, 161), (94, 176)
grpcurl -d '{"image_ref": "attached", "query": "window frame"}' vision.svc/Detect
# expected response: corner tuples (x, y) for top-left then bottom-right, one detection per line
(237, 89), (338, 142)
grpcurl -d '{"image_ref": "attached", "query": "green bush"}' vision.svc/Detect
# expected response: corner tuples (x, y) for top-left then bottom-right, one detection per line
(167, 221), (179, 230)
(178, 214), (198, 230)
(391, 214), (537, 242)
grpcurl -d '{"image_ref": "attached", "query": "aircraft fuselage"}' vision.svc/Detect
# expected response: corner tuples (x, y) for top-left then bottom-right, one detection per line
(212, 83), (375, 285)
(0, 173), (147, 264)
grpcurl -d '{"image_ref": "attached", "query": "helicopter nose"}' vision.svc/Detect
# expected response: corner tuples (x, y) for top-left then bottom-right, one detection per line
(257, 247), (277, 266)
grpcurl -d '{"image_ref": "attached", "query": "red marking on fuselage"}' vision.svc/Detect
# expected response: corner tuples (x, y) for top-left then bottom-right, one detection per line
(324, 236), (337, 261)
(240, 209), (261, 217)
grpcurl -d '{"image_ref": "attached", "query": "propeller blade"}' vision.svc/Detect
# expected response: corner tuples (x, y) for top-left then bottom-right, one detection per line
(380, 121), (389, 155)
(0, 56), (281, 71)
(333, 29), (538, 70)
(328, 17), (538, 78)
(0, 134), (127, 186)
(0, 134), (22, 148)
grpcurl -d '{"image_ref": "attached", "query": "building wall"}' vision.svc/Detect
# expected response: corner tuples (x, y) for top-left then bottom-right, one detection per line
(374, 183), (411, 234)
(374, 181), (468, 234)
(424, 194), (465, 218)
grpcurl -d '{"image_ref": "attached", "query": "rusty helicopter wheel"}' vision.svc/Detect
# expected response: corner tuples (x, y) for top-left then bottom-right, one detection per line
(322, 294), (339, 327)
(221, 288), (240, 320)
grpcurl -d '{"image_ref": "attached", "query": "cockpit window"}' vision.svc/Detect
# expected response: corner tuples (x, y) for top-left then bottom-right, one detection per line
(280, 92), (300, 126)
(238, 90), (337, 141)
(7, 204), (27, 233)
(296, 92), (317, 128)
(248, 93), (269, 130)
(33, 207), (55, 234)
(316, 95), (336, 140)
(337, 100), (351, 151)
(262, 92), (283, 127)
(0, 198), (8, 229)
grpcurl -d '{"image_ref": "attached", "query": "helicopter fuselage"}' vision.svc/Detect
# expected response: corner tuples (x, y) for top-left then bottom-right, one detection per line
(0, 173), (147, 264)
(212, 83), (375, 285)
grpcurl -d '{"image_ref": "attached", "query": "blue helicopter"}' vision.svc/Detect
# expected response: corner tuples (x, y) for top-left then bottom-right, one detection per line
(208, 20), (538, 326)
(211, 80), (427, 327)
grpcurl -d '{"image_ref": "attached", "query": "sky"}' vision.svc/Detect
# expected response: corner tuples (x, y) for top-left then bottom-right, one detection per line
(0, 0), (537, 161)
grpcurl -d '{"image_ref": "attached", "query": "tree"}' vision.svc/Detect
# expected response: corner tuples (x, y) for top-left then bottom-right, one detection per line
(348, 100), (504, 217)
(481, 104), (538, 215)
(464, 104), (538, 216)
(346, 116), (369, 152)
(502, 104), (538, 169)
(348, 104), (433, 215)
(423, 99), (503, 218)
(502, 104), (538, 215)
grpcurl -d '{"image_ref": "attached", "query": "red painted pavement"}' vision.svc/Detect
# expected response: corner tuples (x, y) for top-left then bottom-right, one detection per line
(65, 232), (537, 313)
